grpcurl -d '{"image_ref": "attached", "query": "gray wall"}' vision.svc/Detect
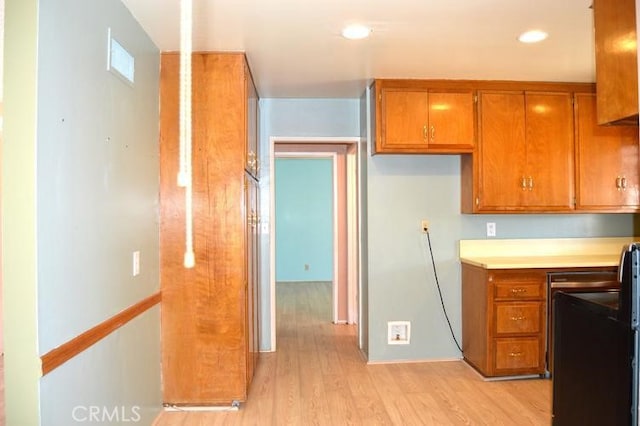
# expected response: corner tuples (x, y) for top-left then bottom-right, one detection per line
(260, 93), (636, 362)
(4, 0), (162, 423)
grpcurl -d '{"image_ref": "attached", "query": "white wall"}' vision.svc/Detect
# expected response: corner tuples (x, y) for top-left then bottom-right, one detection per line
(3, 0), (162, 423)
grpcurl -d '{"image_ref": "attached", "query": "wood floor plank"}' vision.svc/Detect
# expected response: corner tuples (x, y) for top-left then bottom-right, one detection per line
(155, 281), (552, 425)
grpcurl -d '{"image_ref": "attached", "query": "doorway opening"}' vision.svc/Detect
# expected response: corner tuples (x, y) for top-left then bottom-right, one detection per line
(269, 138), (360, 351)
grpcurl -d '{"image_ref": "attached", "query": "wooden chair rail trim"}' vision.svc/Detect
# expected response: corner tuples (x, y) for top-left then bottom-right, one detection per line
(40, 291), (161, 376)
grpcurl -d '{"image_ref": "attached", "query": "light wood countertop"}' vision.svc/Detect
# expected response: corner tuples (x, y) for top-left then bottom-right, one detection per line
(459, 237), (635, 270)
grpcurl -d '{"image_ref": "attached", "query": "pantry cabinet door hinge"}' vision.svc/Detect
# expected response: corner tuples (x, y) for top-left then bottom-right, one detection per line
(474, 94), (478, 103)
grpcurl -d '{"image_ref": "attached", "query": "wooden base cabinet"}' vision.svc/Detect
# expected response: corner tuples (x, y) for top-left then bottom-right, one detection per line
(462, 264), (546, 377)
(574, 93), (640, 212)
(159, 52), (259, 405)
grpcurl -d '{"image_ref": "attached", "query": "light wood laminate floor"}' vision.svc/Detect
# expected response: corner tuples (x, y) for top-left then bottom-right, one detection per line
(154, 281), (551, 425)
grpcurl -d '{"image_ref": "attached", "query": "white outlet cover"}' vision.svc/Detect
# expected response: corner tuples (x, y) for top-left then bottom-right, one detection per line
(486, 222), (496, 237)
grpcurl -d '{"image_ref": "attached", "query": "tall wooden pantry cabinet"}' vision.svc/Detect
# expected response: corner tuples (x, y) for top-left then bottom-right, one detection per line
(159, 52), (260, 405)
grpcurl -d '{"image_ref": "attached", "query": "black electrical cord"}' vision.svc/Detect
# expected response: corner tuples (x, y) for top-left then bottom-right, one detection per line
(425, 230), (463, 353)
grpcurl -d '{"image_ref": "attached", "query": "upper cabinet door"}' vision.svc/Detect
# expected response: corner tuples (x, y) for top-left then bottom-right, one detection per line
(593, 0), (639, 125)
(379, 88), (429, 152)
(524, 92), (575, 210)
(475, 91), (574, 212)
(427, 91), (475, 152)
(575, 93), (640, 211)
(477, 91), (527, 210)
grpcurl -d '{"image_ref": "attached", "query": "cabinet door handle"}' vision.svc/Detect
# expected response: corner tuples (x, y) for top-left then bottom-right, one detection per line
(616, 176), (622, 190)
(521, 176), (527, 190)
(528, 176), (534, 191)
(508, 351), (523, 357)
(422, 125), (428, 141)
(247, 151), (257, 173)
(510, 288), (526, 294)
(430, 125), (435, 142)
(621, 176), (627, 190)
(510, 316), (526, 321)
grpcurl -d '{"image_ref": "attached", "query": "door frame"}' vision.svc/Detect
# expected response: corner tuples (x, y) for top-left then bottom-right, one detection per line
(269, 136), (360, 350)
(273, 151), (339, 323)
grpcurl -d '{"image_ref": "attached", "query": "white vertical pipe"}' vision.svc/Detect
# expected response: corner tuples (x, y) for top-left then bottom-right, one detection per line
(180, 0), (195, 268)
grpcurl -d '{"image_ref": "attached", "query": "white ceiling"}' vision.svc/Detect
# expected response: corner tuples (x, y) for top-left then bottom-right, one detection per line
(120, 0), (596, 98)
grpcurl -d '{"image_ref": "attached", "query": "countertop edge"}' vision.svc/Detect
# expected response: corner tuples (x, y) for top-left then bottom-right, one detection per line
(460, 255), (620, 270)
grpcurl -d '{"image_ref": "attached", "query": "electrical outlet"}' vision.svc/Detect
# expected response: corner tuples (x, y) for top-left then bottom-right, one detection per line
(421, 219), (430, 233)
(486, 222), (496, 237)
(388, 321), (411, 345)
(304, 264), (310, 271)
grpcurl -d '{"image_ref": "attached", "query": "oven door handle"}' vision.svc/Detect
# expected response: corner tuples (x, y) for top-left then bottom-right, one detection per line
(550, 280), (619, 289)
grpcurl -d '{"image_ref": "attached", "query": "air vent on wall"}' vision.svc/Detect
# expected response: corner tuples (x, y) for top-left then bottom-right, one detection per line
(107, 27), (135, 84)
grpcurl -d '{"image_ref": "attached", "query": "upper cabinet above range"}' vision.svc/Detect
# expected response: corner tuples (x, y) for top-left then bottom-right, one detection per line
(371, 80), (476, 155)
(593, 0), (639, 125)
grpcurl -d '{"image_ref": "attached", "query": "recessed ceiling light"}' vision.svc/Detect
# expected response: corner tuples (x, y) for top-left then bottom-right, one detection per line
(518, 30), (548, 43)
(342, 24), (371, 40)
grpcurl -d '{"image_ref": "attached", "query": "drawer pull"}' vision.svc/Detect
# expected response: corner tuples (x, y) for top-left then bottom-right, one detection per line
(510, 316), (526, 321)
(508, 351), (523, 357)
(510, 288), (527, 294)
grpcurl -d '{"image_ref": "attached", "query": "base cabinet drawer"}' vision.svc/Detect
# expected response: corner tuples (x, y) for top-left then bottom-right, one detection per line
(494, 282), (544, 300)
(495, 302), (543, 335)
(494, 338), (541, 372)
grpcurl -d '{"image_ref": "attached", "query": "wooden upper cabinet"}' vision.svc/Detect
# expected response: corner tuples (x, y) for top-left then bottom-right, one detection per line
(476, 91), (527, 209)
(524, 92), (575, 210)
(575, 93), (640, 211)
(474, 91), (574, 212)
(428, 91), (475, 151)
(373, 80), (475, 154)
(593, 0), (639, 125)
(380, 89), (429, 151)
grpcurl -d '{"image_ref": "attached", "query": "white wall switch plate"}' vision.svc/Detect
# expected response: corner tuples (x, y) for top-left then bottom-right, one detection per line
(132, 251), (140, 276)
